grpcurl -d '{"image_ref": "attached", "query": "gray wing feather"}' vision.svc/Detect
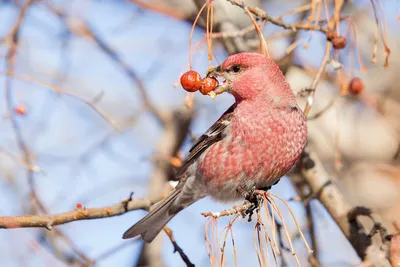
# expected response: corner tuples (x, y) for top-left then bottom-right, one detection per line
(122, 104), (236, 242)
(122, 176), (203, 242)
(122, 187), (182, 242)
(176, 104), (235, 179)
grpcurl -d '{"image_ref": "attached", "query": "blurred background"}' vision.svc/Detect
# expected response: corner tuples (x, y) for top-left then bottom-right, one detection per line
(0, 0), (399, 266)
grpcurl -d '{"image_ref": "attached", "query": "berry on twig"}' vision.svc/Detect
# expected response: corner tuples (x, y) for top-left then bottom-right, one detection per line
(348, 77), (364, 95)
(180, 70), (202, 92)
(200, 77), (219, 95)
(332, 36), (347, 50)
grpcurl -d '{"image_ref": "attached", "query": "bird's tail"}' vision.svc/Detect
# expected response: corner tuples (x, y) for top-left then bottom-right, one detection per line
(122, 188), (184, 242)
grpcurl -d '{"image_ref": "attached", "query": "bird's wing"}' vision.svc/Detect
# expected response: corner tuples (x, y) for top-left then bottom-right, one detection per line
(176, 103), (236, 179)
(123, 104), (236, 242)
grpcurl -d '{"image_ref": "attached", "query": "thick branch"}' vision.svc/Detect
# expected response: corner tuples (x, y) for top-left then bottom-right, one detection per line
(299, 146), (391, 267)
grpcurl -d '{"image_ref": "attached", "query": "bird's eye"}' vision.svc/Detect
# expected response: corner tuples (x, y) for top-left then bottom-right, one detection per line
(232, 65), (241, 73)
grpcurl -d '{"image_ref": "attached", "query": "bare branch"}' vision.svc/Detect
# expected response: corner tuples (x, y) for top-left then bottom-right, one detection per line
(299, 146), (391, 266)
(303, 42), (332, 117)
(163, 226), (195, 267)
(201, 202), (253, 218)
(226, 0), (328, 34)
(0, 196), (161, 229)
(47, 4), (168, 126)
(1, 72), (122, 132)
(130, 0), (188, 21)
(3, 0), (43, 214)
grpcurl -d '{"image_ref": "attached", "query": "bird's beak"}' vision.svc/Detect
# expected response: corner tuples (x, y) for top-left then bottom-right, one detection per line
(206, 66), (230, 95)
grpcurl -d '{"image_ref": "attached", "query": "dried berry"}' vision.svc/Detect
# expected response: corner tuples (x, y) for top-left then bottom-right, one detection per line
(14, 104), (27, 116)
(326, 30), (337, 42)
(200, 77), (219, 95)
(348, 77), (364, 95)
(180, 70), (202, 92)
(332, 36), (347, 50)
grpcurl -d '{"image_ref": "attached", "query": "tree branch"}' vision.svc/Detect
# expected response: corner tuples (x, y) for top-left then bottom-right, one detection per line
(164, 226), (195, 267)
(299, 146), (391, 267)
(0, 196), (161, 229)
(303, 42), (332, 117)
(226, 0), (329, 34)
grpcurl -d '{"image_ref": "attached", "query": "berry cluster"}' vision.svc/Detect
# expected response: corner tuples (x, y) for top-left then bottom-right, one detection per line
(180, 70), (219, 96)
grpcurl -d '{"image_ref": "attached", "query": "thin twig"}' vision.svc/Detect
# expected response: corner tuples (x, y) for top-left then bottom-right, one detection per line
(163, 226), (195, 267)
(226, 0), (328, 34)
(0, 145), (41, 172)
(307, 97), (336, 120)
(52, 228), (93, 264)
(129, 0), (186, 20)
(211, 21), (265, 40)
(86, 25), (167, 125)
(47, 4), (167, 126)
(4, 2), (94, 264)
(201, 202), (253, 218)
(1, 71), (122, 132)
(306, 203), (321, 267)
(276, 3), (312, 20)
(4, 0), (36, 201)
(94, 240), (137, 263)
(303, 42), (332, 117)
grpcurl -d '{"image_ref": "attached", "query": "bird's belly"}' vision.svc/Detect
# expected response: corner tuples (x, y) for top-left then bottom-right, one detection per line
(198, 147), (282, 201)
(202, 152), (291, 202)
(198, 125), (305, 201)
(205, 175), (279, 202)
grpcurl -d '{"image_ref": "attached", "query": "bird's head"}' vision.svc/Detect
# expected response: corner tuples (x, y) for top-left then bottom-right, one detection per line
(206, 52), (295, 104)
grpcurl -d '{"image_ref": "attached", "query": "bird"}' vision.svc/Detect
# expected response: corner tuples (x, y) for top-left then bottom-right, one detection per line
(122, 52), (308, 242)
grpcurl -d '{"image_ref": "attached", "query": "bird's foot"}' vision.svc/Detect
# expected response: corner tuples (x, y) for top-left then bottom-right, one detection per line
(236, 186), (257, 202)
(237, 186), (263, 222)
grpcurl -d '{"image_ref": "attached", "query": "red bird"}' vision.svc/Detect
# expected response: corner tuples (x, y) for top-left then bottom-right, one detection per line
(123, 52), (308, 242)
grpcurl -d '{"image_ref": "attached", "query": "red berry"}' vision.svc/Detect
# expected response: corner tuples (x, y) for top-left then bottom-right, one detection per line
(14, 104), (27, 116)
(326, 30), (337, 41)
(180, 70), (202, 92)
(76, 203), (83, 209)
(348, 77), (364, 95)
(332, 36), (347, 50)
(200, 77), (219, 95)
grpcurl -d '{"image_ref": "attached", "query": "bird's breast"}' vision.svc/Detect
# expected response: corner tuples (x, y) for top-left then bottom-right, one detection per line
(235, 108), (306, 176)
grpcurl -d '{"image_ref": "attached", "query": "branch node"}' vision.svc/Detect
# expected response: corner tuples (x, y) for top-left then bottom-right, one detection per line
(123, 192), (134, 212)
(45, 222), (53, 230)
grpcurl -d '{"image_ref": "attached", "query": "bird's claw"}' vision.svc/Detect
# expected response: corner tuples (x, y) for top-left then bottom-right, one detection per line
(237, 186), (264, 222)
